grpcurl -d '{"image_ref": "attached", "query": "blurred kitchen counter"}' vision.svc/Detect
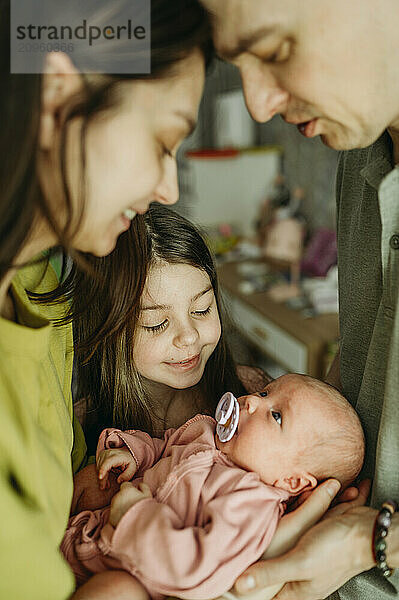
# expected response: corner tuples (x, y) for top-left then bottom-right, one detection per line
(218, 260), (339, 379)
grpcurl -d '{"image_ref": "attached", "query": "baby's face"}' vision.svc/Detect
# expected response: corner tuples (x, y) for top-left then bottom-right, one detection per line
(216, 374), (335, 493)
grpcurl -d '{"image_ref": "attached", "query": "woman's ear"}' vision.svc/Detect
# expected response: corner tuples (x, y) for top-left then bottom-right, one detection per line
(39, 51), (82, 150)
(276, 472), (318, 496)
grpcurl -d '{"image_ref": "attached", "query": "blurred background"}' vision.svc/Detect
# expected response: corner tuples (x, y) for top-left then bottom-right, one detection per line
(174, 60), (340, 380)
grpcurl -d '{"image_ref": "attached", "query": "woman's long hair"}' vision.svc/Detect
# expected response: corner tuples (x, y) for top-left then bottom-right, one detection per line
(0, 0), (213, 283)
(76, 206), (245, 450)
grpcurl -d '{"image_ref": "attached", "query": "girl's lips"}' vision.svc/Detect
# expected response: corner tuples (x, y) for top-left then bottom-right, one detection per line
(297, 118), (318, 138)
(165, 354), (200, 372)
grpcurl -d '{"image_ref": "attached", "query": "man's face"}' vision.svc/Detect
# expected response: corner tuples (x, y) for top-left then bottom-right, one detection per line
(201, 0), (399, 150)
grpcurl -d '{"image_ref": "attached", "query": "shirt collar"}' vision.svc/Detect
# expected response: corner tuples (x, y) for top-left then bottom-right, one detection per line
(360, 130), (394, 190)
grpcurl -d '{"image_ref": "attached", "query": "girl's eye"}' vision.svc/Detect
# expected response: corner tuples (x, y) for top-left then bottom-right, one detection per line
(143, 320), (168, 334)
(259, 391), (268, 397)
(271, 410), (282, 426)
(193, 306), (211, 317)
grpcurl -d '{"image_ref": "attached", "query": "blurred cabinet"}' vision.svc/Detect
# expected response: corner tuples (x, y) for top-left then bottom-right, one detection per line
(185, 146), (282, 236)
(218, 261), (339, 378)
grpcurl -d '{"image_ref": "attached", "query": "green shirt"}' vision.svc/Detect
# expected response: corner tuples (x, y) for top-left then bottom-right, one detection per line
(332, 131), (399, 598)
(0, 259), (87, 600)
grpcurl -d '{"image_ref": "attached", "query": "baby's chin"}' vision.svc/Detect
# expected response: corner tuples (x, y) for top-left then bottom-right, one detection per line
(214, 433), (233, 455)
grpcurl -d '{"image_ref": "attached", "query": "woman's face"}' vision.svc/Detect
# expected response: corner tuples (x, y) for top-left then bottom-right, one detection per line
(133, 262), (222, 390)
(41, 51), (205, 256)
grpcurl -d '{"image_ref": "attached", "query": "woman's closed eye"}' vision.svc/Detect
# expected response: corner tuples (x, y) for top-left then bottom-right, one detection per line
(271, 410), (282, 426)
(163, 145), (174, 158)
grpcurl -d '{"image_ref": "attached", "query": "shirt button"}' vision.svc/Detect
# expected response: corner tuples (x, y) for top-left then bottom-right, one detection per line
(390, 234), (399, 250)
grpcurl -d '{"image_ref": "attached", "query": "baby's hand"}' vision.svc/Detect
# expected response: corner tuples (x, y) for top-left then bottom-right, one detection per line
(97, 448), (137, 491)
(109, 482), (153, 527)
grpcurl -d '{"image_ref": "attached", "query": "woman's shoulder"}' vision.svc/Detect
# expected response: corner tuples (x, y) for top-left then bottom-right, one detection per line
(12, 256), (70, 325)
(236, 365), (273, 394)
(13, 256), (58, 292)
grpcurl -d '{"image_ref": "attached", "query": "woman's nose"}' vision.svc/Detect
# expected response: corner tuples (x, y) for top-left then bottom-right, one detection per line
(154, 155), (179, 206)
(174, 322), (199, 348)
(239, 57), (289, 123)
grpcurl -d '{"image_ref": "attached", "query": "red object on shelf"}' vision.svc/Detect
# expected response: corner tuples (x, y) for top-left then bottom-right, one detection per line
(186, 148), (240, 159)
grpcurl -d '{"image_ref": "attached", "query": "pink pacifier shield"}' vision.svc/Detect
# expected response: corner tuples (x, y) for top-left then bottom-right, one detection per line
(215, 392), (239, 442)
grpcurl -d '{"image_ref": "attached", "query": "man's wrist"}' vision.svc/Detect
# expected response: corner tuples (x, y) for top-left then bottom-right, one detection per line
(357, 508), (399, 572)
(386, 513), (399, 569)
(354, 508), (378, 572)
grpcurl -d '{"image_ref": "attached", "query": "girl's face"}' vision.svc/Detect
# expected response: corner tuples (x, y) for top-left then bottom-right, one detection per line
(40, 51), (205, 257)
(133, 262), (222, 390)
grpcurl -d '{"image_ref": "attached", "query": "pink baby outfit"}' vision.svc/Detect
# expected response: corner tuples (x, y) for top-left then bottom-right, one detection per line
(61, 415), (289, 599)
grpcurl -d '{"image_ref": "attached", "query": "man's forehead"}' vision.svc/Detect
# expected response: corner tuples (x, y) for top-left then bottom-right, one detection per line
(202, 0), (291, 57)
(217, 25), (277, 60)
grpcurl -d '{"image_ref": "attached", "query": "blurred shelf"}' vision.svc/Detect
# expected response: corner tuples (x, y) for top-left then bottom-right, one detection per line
(218, 260), (339, 378)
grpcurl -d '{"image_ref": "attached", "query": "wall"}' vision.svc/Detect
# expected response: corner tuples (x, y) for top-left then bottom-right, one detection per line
(177, 60), (340, 231)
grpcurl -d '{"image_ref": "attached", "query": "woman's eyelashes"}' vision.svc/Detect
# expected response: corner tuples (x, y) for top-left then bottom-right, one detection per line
(271, 410), (282, 426)
(162, 144), (173, 158)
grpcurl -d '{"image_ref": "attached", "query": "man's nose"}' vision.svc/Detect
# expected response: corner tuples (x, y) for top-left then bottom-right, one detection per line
(154, 156), (179, 206)
(239, 57), (289, 123)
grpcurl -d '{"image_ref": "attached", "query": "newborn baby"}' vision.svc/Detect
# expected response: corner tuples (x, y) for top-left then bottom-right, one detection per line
(62, 374), (364, 600)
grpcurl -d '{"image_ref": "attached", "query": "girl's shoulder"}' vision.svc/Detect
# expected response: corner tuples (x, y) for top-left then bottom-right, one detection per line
(236, 365), (273, 394)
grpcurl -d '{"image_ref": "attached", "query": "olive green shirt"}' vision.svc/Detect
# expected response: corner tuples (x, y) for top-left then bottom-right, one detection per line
(331, 131), (399, 598)
(0, 260), (87, 600)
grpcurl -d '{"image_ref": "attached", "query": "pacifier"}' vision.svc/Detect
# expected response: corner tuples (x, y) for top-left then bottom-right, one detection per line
(215, 392), (240, 442)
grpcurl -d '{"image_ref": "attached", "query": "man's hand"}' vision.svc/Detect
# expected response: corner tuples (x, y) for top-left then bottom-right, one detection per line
(97, 448), (138, 490)
(234, 480), (374, 600)
(109, 481), (152, 527)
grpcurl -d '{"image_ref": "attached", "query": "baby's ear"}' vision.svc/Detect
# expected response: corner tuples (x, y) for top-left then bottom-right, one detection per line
(275, 472), (318, 496)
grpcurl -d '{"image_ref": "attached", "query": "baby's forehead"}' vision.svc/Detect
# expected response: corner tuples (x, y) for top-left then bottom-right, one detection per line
(267, 374), (316, 397)
(269, 376), (341, 418)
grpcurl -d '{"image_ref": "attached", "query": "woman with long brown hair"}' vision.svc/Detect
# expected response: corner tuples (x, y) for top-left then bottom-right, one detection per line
(0, 1), (212, 597)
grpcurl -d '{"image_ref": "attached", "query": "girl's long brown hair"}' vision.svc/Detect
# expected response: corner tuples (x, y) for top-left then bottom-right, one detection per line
(76, 206), (245, 451)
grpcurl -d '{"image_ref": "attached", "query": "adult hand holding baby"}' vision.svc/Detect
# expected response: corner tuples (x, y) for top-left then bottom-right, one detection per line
(234, 479), (373, 600)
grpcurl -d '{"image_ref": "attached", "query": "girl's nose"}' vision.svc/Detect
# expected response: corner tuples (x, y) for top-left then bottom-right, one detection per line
(174, 322), (199, 348)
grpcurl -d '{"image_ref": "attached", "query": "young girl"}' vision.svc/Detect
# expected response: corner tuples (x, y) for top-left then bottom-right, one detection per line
(75, 205), (269, 452)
